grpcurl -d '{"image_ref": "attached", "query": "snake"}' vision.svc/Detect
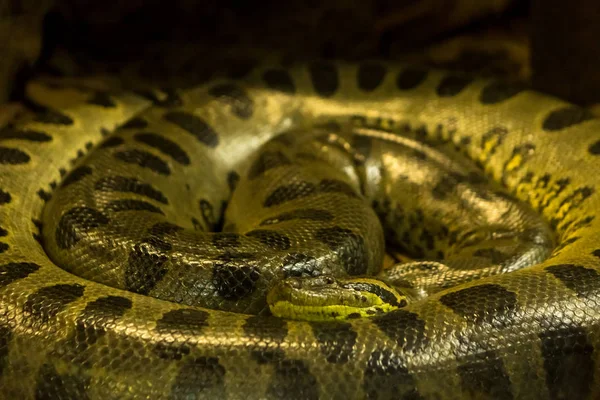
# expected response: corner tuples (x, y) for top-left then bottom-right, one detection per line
(0, 61), (599, 399)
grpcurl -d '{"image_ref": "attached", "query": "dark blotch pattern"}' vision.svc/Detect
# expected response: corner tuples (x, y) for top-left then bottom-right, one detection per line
(436, 74), (473, 97)
(134, 132), (190, 165)
(266, 359), (319, 400)
(263, 69), (296, 94)
(310, 322), (357, 363)
(281, 253), (320, 278)
(588, 140), (600, 155)
(208, 83), (254, 119)
(212, 255), (260, 300)
(0, 325), (11, 377)
(125, 238), (171, 295)
(35, 363), (90, 400)
(73, 296), (132, 350)
(248, 151), (292, 180)
(457, 350), (514, 400)
(0, 262), (40, 288)
(539, 326), (594, 400)
(95, 176), (168, 204)
(0, 127), (52, 142)
(23, 284), (85, 323)
(164, 111), (219, 147)
(0, 189), (11, 204)
(246, 229), (291, 250)
(309, 61), (339, 98)
(62, 166), (92, 187)
(546, 264), (600, 298)
(396, 67), (428, 90)
(104, 199), (164, 215)
(227, 171), (240, 192)
(357, 62), (387, 92)
(55, 207), (110, 249)
(363, 349), (422, 400)
(264, 181), (317, 207)
(542, 106), (594, 131)
(439, 284), (518, 328)
(315, 226), (367, 275)
(319, 179), (359, 198)
(0, 243), (7, 253)
(34, 110), (74, 125)
(156, 309), (209, 334)
(169, 357), (226, 399)
(260, 208), (334, 226)
(0, 146), (30, 164)
(88, 91), (116, 108)
(121, 117), (149, 130)
(479, 81), (525, 104)
(199, 199), (216, 230)
(373, 309), (428, 351)
(212, 233), (241, 248)
(114, 149), (171, 175)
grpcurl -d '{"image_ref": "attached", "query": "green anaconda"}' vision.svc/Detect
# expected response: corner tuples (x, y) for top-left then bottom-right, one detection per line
(0, 62), (598, 399)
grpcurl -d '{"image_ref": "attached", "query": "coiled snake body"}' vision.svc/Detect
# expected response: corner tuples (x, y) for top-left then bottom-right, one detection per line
(0, 62), (599, 399)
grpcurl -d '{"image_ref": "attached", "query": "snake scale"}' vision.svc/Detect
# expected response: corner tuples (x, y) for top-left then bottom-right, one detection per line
(0, 61), (599, 399)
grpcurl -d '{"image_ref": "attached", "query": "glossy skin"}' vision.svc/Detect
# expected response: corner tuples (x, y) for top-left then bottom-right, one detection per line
(0, 62), (598, 399)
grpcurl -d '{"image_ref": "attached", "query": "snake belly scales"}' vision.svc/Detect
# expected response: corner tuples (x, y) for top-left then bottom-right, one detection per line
(0, 61), (599, 399)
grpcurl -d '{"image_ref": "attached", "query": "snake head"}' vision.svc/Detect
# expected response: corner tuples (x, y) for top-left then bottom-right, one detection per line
(267, 274), (408, 321)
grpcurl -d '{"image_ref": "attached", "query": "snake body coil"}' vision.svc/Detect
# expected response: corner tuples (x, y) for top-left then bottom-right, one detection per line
(0, 62), (598, 399)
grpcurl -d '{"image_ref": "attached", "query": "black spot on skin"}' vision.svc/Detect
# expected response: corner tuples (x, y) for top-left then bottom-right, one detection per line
(37, 189), (51, 201)
(156, 309), (209, 334)
(539, 326), (594, 400)
(0, 146), (30, 164)
(281, 253), (320, 278)
(266, 359), (319, 400)
(199, 199), (216, 230)
(431, 175), (459, 200)
(260, 208), (334, 226)
(263, 181), (317, 207)
(363, 349), (422, 400)
(164, 111), (219, 147)
(72, 296), (132, 350)
(34, 110), (73, 125)
(0, 325), (11, 376)
(169, 357), (226, 399)
(95, 139), (117, 156)
(208, 83), (254, 119)
(87, 91), (116, 108)
(35, 363), (90, 400)
(55, 207), (110, 249)
(248, 151), (292, 180)
(121, 117), (149, 129)
(436, 74), (474, 97)
(0, 262), (40, 288)
(319, 179), (359, 198)
(479, 81), (525, 104)
(212, 255), (260, 300)
(85, 142), (93, 151)
(0, 226), (6, 237)
(0, 189), (11, 204)
(396, 67), (428, 90)
(357, 62), (387, 92)
(263, 69), (296, 94)
(372, 309), (428, 351)
(154, 342), (190, 361)
(104, 199), (164, 215)
(114, 149), (171, 175)
(546, 264), (600, 298)
(588, 140), (600, 155)
(134, 132), (190, 165)
(439, 284), (518, 328)
(95, 176), (169, 204)
(315, 226), (367, 275)
(227, 171), (240, 193)
(309, 61), (339, 97)
(246, 229), (291, 250)
(212, 233), (241, 248)
(0, 127), (52, 142)
(457, 349), (514, 400)
(542, 106), (594, 131)
(148, 222), (183, 237)
(23, 284), (85, 323)
(125, 239), (170, 295)
(310, 322), (357, 363)
(62, 166), (92, 187)
(0, 242), (8, 253)
(243, 315), (288, 343)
